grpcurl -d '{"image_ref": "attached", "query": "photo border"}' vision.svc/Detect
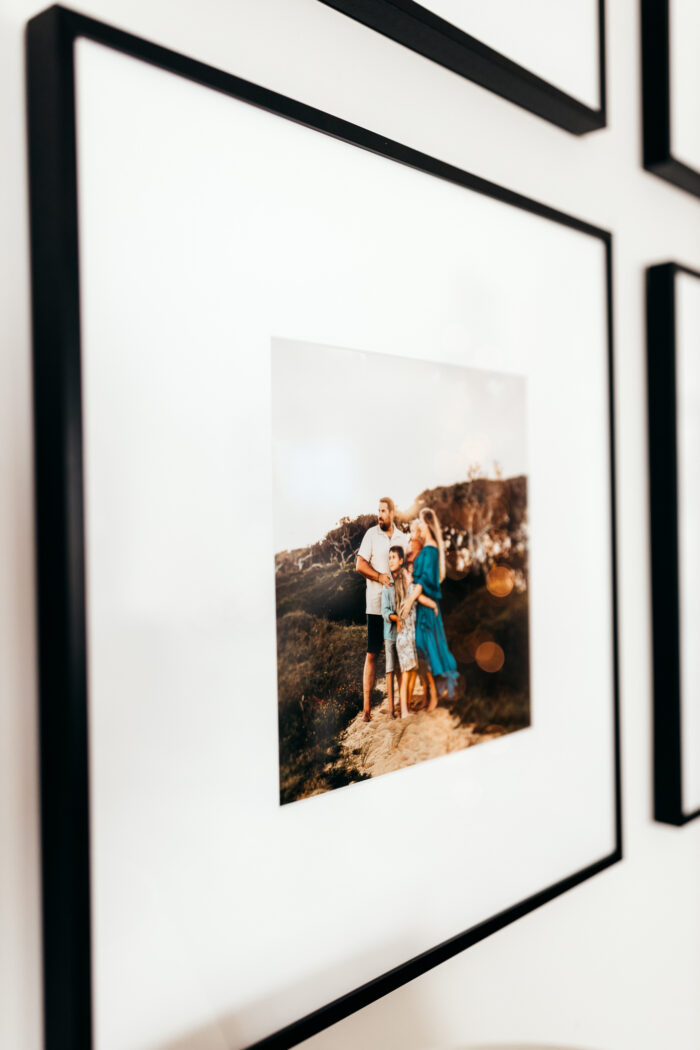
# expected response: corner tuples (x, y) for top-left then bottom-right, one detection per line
(319, 0), (607, 135)
(641, 0), (700, 199)
(272, 342), (532, 805)
(647, 262), (700, 826)
(26, 6), (621, 1048)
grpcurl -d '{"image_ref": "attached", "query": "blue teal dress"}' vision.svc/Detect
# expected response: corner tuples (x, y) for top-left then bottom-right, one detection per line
(413, 546), (459, 698)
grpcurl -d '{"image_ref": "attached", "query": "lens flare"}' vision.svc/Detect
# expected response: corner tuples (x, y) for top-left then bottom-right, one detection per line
(486, 564), (514, 598)
(475, 641), (505, 673)
(454, 628), (493, 663)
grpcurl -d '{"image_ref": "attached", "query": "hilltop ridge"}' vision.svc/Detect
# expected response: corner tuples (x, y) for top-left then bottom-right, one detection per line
(275, 474), (527, 584)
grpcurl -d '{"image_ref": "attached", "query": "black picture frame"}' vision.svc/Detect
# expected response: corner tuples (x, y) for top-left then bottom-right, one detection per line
(319, 0), (606, 135)
(648, 262), (700, 826)
(641, 0), (700, 199)
(27, 6), (621, 1049)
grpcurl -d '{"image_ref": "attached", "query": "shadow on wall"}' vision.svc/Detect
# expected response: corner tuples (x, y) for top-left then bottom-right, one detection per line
(151, 1014), (601, 1050)
(132, 934), (437, 1050)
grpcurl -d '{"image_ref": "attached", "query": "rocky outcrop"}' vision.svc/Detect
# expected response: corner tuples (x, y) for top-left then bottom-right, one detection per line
(409, 476), (527, 581)
(275, 476), (528, 585)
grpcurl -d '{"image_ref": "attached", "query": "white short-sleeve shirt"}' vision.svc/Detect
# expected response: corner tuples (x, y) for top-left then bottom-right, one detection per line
(357, 524), (409, 614)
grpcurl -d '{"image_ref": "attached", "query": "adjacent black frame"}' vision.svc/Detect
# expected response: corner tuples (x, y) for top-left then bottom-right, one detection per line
(641, 0), (700, 199)
(320, 0), (607, 135)
(648, 262), (700, 825)
(27, 6), (622, 1049)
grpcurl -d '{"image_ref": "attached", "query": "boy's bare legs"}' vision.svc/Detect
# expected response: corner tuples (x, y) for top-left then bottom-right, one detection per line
(386, 670), (395, 717)
(394, 670), (406, 718)
(363, 652), (376, 721)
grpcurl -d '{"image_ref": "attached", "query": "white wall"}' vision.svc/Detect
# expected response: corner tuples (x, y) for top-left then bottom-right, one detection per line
(2, 1), (700, 1049)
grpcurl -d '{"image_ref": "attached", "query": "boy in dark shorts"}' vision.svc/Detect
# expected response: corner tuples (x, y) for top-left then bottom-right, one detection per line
(381, 546), (405, 718)
(356, 498), (408, 721)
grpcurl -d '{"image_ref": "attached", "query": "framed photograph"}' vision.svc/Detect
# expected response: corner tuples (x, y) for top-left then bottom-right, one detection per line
(273, 345), (532, 804)
(642, 0), (700, 198)
(319, 0), (606, 135)
(28, 6), (621, 1050)
(648, 263), (700, 825)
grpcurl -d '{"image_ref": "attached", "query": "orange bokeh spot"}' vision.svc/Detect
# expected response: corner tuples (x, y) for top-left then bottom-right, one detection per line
(454, 629), (493, 663)
(486, 564), (514, 598)
(475, 641), (505, 673)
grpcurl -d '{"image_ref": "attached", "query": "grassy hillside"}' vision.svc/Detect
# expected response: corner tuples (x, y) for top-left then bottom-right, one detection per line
(275, 563), (365, 623)
(274, 474), (530, 803)
(276, 612), (372, 803)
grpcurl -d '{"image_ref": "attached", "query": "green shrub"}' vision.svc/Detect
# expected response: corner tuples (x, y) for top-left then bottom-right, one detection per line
(275, 564), (365, 623)
(276, 612), (373, 803)
(443, 586), (530, 731)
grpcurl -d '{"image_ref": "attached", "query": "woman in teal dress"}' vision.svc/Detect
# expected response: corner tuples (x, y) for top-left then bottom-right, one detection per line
(400, 507), (459, 709)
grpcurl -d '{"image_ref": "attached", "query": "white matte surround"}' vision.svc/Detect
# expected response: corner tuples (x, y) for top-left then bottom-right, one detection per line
(420, 0), (601, 109)
(675, 272), (700, 814)
(75, 37), (615, 1050)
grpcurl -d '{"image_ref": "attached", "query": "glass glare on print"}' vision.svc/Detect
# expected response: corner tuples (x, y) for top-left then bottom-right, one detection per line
(271, 338), (531, 805)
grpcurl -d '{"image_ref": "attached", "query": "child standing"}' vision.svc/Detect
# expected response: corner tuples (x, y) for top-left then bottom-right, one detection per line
(383, 545), (437, 718)
(381, 547), (404, 718)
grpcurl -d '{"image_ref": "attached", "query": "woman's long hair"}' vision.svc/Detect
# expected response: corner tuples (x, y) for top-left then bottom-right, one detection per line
(408, 518), (423, 565)
(394, 564), (410, 611)
(420, 506), (446, 582)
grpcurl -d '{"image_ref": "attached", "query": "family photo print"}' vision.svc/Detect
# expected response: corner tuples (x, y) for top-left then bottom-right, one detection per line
(272, 338), (531, 805)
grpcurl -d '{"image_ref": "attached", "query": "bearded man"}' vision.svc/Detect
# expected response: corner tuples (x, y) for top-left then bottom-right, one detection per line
(356, 497), (408, 721)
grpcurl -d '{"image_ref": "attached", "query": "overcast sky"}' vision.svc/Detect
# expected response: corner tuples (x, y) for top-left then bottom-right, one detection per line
(271, 338), (527, 551)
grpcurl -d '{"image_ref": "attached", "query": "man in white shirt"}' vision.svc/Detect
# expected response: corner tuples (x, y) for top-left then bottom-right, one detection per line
(356, 497), (409, 721)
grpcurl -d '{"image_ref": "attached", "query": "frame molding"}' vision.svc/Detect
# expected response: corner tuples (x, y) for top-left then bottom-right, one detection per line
(27, 7), (621, 1048)
(26, 8), (93, 1049)
(320, 0), (606, 135)
(641, 0), (700, 199)
(648, 262), (700, 826)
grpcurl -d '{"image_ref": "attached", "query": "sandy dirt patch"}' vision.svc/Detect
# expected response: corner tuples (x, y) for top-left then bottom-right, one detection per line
(329, 686), (505, 782)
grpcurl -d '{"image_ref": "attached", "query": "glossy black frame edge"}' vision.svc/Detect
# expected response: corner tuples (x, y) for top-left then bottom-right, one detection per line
(26, 6), (93, 1050)
(647, 262), (700, 826)
(26, 7), (622, 1049)
(641, 0), (700, 200)
(319, 0), (606, 135)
